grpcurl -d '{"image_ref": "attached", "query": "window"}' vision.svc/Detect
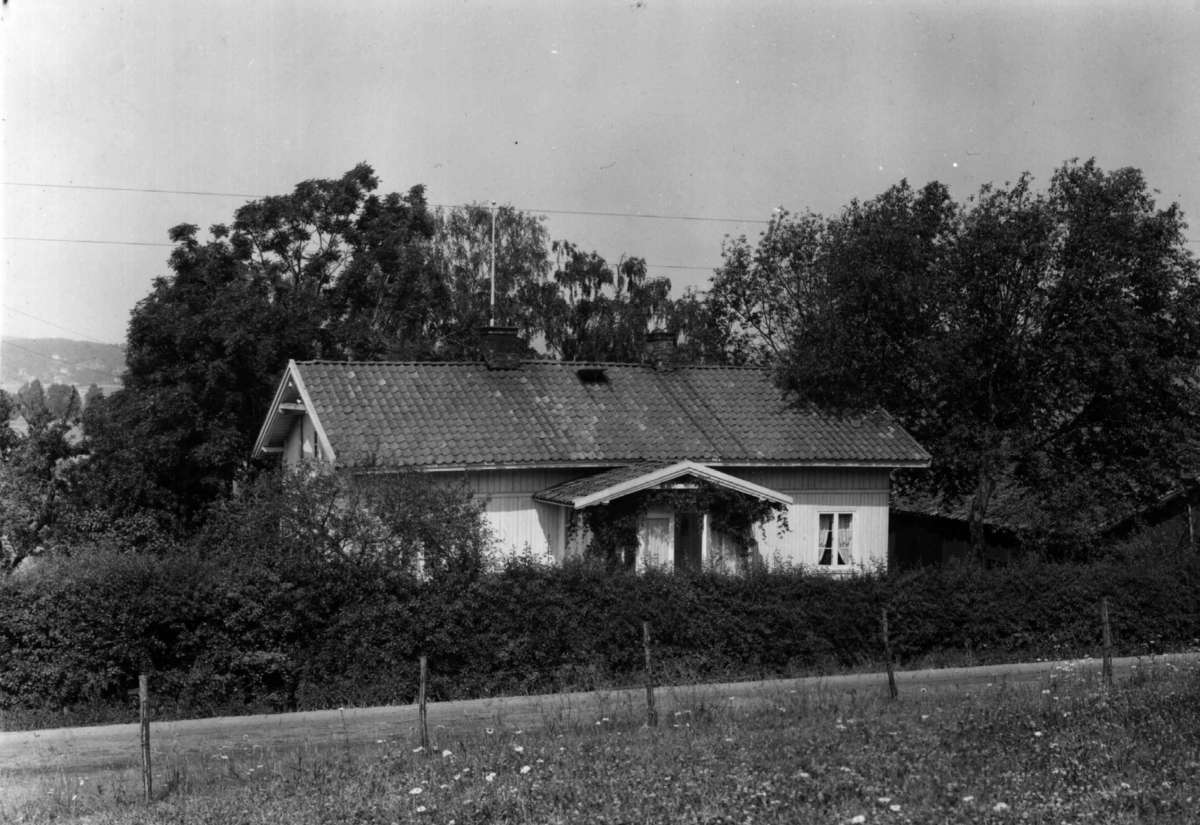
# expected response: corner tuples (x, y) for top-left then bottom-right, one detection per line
(818, 513), (854, 567)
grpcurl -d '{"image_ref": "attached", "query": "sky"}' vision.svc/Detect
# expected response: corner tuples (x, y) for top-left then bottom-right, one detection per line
(2, 1), (1199, 348)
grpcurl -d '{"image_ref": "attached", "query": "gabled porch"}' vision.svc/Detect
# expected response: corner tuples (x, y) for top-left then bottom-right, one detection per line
(533, 460), (793, 571)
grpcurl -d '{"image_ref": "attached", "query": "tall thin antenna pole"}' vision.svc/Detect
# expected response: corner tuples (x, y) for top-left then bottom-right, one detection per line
(490, 200), (497, 327)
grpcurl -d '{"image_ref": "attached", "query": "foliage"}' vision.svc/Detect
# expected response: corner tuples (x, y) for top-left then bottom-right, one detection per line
(83, 383), (104, 410)
(0, 413), (81, 570)
(3, 542), (1199, 727)
(527, 242), (674, 362)
(16, 378), (48, 425)
(72, 166), (436, 532)
(427, 202), (553, 358)
(572, 479), (787, 569)
(757, 160), (1200, 553)
(44, 383), (82, 423)
(707, 208), (830, 365)
(197, 466), (494, 581)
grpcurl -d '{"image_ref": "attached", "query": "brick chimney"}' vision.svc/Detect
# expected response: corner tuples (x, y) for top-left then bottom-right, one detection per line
(643, 330), (677, 371)
(479, 326), (524, 370)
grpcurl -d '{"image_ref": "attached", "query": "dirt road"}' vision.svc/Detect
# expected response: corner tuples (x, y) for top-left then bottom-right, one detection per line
(3, 652), (1196, 781)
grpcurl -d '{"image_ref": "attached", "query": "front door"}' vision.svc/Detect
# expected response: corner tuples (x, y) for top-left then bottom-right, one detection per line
(674, 511), (703, 572)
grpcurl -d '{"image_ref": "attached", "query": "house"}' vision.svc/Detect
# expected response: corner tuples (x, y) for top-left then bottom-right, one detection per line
(252, 328), (931, 571)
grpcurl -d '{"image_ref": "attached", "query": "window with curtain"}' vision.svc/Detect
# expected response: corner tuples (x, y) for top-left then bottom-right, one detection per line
(818, 512), (854, 567)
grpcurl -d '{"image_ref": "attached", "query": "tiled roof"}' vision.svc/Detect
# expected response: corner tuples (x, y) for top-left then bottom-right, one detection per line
(533, 460), (795, 508)
(287, 360), (931, 468)
(891, 477), (1036, 533)
(534, 461), (679, 506)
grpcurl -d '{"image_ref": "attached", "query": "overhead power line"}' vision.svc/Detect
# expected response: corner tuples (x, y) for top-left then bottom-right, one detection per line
(2, 180), (771, 225)
(0, 338), (123, 382)
(3, 236), (174, 248)
(0, 304), (119, 345)
(0, 236), (718, 270)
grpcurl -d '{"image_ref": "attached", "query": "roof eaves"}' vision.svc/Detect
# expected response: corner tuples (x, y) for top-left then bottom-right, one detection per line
(292, 362), (337, 464)
(252, 360), (302, 458)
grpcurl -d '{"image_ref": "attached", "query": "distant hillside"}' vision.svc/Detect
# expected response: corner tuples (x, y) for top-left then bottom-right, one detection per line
(1, 338), (125, 388)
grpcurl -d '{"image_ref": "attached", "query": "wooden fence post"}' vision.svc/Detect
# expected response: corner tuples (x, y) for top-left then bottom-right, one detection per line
(643, 621), (657, 728)
(139, 673), (152, 804)
(419, 655), (429, 751)
(881, 608), (898, 700)
(1101, 597), (1113, 689)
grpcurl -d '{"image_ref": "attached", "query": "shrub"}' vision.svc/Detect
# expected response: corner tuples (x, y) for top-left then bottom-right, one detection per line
(2, 542), (1198, 729)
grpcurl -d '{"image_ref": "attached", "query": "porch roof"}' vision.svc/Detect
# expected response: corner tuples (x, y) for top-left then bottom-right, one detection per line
(533, 460), (794, 509)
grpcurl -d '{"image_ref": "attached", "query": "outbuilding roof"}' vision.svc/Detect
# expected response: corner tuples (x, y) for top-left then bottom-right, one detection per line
(253, 359), (932, 469)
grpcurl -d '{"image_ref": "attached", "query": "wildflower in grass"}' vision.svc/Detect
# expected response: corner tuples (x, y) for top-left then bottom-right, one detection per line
(442, 749), (453, 758)
(1034, 731), (1043, 737)
(409, 787), (423, 795)
(993, 802), (1009, 812)
(877, 797), (891, 803)
(850, 816), (866, 824)
(889, 804), (901, 812)
(521, 765), (531, 774)
(962, 796), (975, 803)
(514, 745), (524, 753)
(486, 728), (494, 735)
(416, 806), (426, 813)
(799, 772), (811, 779)
(486, 772), (496, 782)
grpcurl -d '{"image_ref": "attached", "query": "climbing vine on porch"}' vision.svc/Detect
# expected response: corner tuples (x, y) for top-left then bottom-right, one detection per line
(568, 477), (789, 570)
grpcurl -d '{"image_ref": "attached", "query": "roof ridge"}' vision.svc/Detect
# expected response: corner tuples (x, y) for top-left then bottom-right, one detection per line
(293, 359), (771, 371)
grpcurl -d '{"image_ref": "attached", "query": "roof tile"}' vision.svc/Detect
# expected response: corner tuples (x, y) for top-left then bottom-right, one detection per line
(293, 360), (931, 468)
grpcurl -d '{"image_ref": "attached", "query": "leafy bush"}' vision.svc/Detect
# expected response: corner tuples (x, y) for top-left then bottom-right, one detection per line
(2, 535), (1198, 729)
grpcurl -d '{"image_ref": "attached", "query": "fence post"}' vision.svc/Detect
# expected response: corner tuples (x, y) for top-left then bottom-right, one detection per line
(139, 673), (152, 804)
(1101, 597), (1113, 689)
(419, 655), (429, 751)
(643, 621), (657, 728)
(881, 608), (898, 700)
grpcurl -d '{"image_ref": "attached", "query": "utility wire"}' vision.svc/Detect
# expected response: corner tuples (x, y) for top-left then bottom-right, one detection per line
(2, 180), (772, 225)
(3, 236), (174, 248)
(0, 304), (120, 346)
(0, 338), (123, 382)
(0, 235), (717, 269)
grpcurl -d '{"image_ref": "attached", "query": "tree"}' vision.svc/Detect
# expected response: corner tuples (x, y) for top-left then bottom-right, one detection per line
(76, 166), (439, 530)
(706, 209), (831, 365)
(0, 412), (80, 569)
(16, 379), (48, 425)
(82, 383), (104, 411)
(774, 160), (1200, 555)
(44, 384), (82, 423)
(427, 202), (554, 358)
(528, 242), (673, 362)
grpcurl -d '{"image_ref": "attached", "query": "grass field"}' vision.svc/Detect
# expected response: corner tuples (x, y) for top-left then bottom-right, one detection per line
(4, 660), (1199, 824)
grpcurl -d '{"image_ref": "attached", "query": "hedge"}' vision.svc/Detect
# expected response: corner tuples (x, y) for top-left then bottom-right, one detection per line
(2, 549), (1198, 730)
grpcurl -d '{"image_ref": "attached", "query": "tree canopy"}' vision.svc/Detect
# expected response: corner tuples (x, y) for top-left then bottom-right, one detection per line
(759, 159), (1200, 552)
(70, 165), (694, 540)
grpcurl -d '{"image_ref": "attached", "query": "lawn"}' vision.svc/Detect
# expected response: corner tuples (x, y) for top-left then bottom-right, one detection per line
(4, 660), (1199, 824)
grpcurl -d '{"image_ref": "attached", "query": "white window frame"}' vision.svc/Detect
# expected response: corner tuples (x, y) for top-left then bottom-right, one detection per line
(816, 510), (857, 569)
